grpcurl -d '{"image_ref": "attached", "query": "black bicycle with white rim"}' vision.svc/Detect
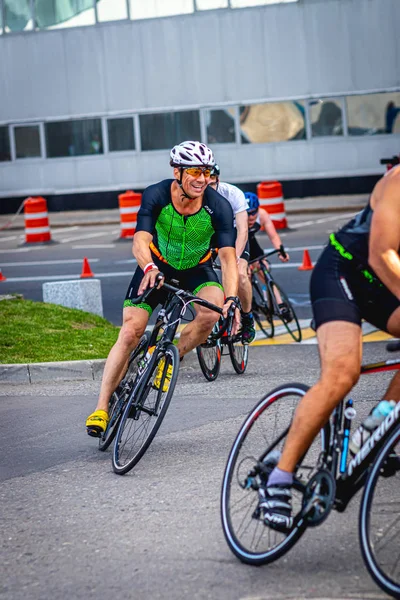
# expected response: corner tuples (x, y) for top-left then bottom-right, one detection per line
(221, 340), (400, 598)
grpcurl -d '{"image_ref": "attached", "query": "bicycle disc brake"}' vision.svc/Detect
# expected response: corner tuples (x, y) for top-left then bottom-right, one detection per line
(301, 469), (336, 527)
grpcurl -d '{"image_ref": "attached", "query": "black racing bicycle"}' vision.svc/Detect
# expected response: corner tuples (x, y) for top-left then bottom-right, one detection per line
(250, 249), (302, 342)
(196, 316), (249, 381)
(196, 264), (248, 381)
(99, 277), (236, 475)
(221, 340), (400, 598)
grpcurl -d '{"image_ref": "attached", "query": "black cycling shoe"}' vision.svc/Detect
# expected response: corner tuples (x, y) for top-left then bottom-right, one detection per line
(278, 302), (293, 323)
(258, 483), (293, 533)
(241, 312), (256, 344)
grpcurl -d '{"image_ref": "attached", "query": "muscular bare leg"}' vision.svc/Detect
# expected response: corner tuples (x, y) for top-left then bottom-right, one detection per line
(278, 321), (362, 473)
(95, 306), (149, 412)
(238, 258), (252, 313)
(177, 285), (224, 357)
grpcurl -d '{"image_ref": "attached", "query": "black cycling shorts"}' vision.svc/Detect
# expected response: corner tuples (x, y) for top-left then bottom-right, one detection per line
(310, 244), (400, 332)
(239, 241), (250, 262)
(249, 236), (264, 262)
(124, 254), (222, 315)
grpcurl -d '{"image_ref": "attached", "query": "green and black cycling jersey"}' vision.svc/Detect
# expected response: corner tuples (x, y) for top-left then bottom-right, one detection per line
(136, 179), (235, 270)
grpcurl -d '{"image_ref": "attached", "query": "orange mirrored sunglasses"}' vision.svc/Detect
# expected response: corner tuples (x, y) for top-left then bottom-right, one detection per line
(185, 167), (212, 178)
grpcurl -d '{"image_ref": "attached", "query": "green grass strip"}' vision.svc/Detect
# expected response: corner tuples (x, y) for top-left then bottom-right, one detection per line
(0, 297), (119, 364)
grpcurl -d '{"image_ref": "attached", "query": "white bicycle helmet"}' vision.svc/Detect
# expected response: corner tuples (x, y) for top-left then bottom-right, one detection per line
(170, 141), (215, 167)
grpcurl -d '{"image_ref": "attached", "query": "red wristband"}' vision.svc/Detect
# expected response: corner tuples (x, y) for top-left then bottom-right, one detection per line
(143, 262), (158, 275)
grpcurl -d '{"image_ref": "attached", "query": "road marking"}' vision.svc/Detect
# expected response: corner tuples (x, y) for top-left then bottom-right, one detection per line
(0, 235), (18, 243)
(72, 244), (116, 249)
(294, 212), (357, 229)
(250, 320), (391, 346)
(0, 258), (100, 267)
(52, 226), (80, 234)
(0, 247), (45, 254)
(3, 271), (134, 282)
(60, 231), (112, 243)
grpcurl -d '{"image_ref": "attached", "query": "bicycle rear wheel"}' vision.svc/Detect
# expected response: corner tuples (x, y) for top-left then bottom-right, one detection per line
(228, 336), (249, 374)
(196, 322), (222, 382)
(359, 424), (400, 599)
(112, 343), (179, 475)
(99, 333), (149, 452)
(221, 382), (326, 565)
(252, 281), (274, 339)
(270, 281), (302, 342)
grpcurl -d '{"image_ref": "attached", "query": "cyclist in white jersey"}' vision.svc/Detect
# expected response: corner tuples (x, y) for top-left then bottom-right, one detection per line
(209, 165), (255, 343)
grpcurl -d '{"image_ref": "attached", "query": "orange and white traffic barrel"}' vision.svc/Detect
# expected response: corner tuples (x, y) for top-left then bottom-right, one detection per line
(118, 190), (142, 239)
(256, 181), (288, 229)
(24, 197), (52, 243)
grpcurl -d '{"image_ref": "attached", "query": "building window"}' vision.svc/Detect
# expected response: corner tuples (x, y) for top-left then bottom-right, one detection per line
(35, 0), (95, 29)
(347, 92), (400, 136)
(230, 0), (298, 6)
(195, 0), (228, 9)
(97, 0), (128, 22)
(129, 0), (194, 20)
(0, 127), (11, 161)
(139, 110), (201, 151)
(14, 125), (41, 159)
(206, 108), (236, 144)
(309, 98), (343, 137)
(239, 101), (305, 143)
(107, 117), (135, 152)
(4, 0), (33, 32)
(45, 119), (103, 158)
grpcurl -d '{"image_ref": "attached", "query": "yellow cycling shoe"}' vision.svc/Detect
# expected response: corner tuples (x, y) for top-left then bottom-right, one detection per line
(86, 409), (109, 438)
(153, 359), (173, 393)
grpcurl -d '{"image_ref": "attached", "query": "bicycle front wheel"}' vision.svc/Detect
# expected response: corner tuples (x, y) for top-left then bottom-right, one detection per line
(228, 336), (249, 374)
(112, 343), (180, 475)
(196, 322), (222, 382)
(270, 281), (302, 342)
(99, 333), (149, 452)
(252, 281), (274, 339)
(359, 423), (400, 599)
(221, 383), (326, 565)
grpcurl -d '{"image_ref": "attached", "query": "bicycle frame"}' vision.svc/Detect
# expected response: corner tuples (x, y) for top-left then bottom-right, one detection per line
(317, 355), (400, 513)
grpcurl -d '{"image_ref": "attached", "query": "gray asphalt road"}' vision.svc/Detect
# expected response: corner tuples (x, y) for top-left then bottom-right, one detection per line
(0, 343), (393, 600)
(0, 211), (359, 324)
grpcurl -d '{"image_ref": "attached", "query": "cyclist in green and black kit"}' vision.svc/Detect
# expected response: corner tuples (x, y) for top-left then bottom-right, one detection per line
(86, 141), (239, 437)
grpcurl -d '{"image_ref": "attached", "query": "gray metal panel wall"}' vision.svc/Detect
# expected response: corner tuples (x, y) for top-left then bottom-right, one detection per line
(1, 0), (399, 122)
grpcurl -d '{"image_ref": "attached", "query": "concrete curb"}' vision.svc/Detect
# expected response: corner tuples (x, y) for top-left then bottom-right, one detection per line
(0, 359), (106, 385)
(0, 351), (203, 385)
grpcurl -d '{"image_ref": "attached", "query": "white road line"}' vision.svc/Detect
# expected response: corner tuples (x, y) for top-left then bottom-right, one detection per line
(0, 235), (18, 243)
(294, 212), (357, 228)
(72, 244), (116, 249)
(60, 231), (112, 243)
(52, 226), (80, 234)
(0, 247), (44, 254)
(0, 258), (100, 267)
(282, 245), (324, 252)
(3, 271), (134, 282)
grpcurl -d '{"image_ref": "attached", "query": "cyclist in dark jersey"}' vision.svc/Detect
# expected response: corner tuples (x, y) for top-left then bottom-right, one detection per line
(258, 166), (400, 533)
(86, 141), (239, 437)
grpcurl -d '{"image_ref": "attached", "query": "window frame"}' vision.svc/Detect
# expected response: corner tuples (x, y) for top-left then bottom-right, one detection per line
(12, 122), (43, 160)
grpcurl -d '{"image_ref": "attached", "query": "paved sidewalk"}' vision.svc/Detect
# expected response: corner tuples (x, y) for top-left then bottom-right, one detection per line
(0, 194), (368, 231)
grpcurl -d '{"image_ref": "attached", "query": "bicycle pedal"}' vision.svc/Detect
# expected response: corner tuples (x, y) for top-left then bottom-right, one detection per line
(86, 426), (102, 438)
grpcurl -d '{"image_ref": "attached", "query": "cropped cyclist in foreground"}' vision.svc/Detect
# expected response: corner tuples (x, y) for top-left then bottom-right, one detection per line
(86, 141), (239, 437)
(259, 165), (400, 532)
(208, 165), (255, 342)
(245, 192), (290, 319)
